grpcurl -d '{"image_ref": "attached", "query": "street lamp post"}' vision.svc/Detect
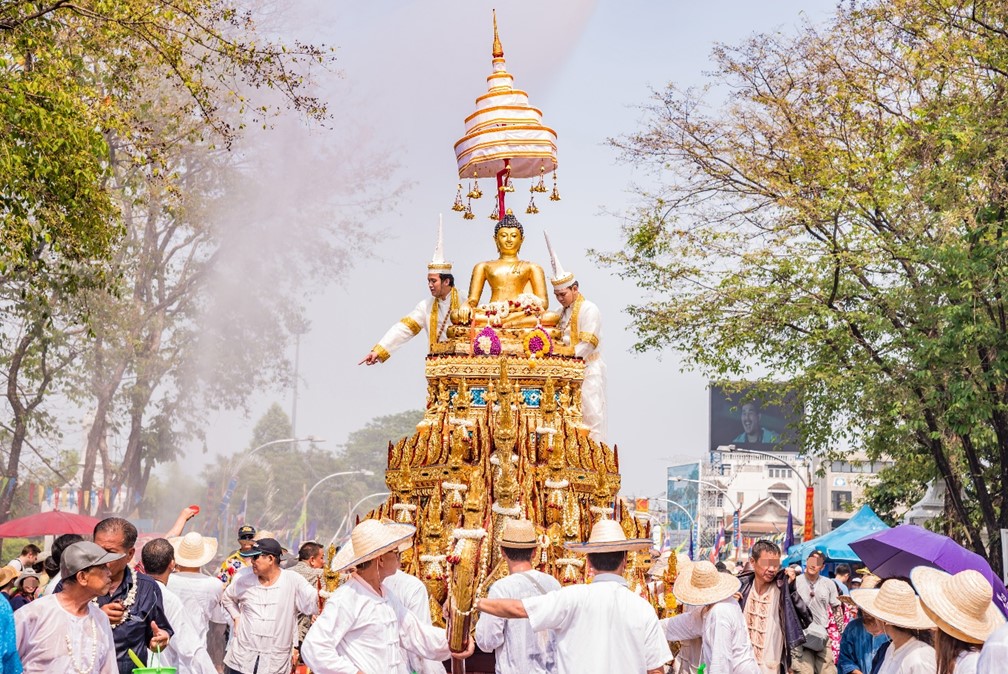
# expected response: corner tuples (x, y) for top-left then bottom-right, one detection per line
(329, 491), (392, 545)
(670, 476), (739, 513)
(718, 443), (814, 541)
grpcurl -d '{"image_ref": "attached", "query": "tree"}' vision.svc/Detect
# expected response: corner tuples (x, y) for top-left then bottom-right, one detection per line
(602, 0), (1008, 571)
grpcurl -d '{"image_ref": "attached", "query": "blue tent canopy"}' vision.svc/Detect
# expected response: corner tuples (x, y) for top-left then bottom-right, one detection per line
(783, 505), (890, 565)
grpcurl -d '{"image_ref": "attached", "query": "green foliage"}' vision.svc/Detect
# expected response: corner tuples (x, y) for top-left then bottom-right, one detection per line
(604, 0), (1008, 569)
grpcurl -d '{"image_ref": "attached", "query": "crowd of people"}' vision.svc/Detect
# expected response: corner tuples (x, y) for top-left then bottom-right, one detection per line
(0, 513), (1006, 674)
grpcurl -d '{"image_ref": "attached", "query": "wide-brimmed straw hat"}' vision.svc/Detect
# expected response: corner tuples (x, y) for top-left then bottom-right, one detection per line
(0, 567), (19, 588)
(169, 532), (218, 568)
(333, 520), (416, 572)
(851, 579), (936, 630)
(563, 519), (653, 553)
(673, 560), (741, 606)
(911, 567), (1006, 644)
(500, 519), (538, 549)
(841, 573), (881, 607)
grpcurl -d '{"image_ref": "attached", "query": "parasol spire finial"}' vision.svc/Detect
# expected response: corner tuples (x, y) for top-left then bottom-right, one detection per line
(492, 10), (504, 58)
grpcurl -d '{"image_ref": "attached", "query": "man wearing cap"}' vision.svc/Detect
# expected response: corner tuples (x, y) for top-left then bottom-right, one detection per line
(661, 560), (761, 674)
(167, 532), (228, 662)
(475, 518), (559, 674)
(301, 519), (473, 673)
(91, 517), (173, 674)
(221, 537), (319, 674)
(142, 538), (217, 674)
(544, 231), (607, 443)
(361, 221), (459, 364)
(15, 541), (123, 673)
(218, 524), (257, 585)
(475, 519), (672, 674)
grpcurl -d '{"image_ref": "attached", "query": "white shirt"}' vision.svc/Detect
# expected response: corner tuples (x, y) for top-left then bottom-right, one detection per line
(661, 598), (761, 674)
(954, 651), (979, 674)
(300, 575), (452, 674)
(475, 569), (560, 674)
(41, 571), (61, 596)
(6, 559), (23, 572)
(522, 573), (672, 674)
(14, 594), (118, 674)
(376, 293), (454, 359)
(221, 568), (319, 674)
(154, 579), (217, 674)
(167, 570), (228, 634)
(978, 622), (1008, 674)
(877, 638), (936, 674)
(383, 570), (445, 674)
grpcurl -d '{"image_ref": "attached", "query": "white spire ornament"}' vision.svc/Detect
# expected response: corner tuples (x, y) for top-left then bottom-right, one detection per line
(543, 230), (575, 289)
(428, 215), (453, 273)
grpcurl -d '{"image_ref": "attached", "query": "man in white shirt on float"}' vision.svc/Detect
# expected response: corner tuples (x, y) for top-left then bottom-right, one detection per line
(475, 518), (560, 674)
(361, 220), (459, 365)
(301, 519), (473, 674)
(221, 537), (319, 674)
(476, 519), (672, 674)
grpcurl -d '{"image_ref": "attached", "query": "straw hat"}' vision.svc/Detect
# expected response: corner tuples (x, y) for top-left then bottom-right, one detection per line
(851, 579), (936, 630)
(911, 567), (1006, 644)
(673, 560), (741, 606)
(841, 574), (880, 607)
(381, 520), (416, 554)
(333, 520), (416, 572)
(169, 532), (218, 568)
(563, 519), (653, 553)
(0, 567), (17, 589)
(500, 519), (538, 549)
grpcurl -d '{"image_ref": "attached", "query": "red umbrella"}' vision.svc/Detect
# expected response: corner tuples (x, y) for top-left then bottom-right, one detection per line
(0, 510), (101, 537)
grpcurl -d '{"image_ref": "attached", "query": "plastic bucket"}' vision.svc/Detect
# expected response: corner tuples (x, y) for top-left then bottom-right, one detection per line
(132, 669), (176, 674)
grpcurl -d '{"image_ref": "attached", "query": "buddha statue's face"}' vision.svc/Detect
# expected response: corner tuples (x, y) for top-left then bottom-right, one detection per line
(494, 226), (523, 256)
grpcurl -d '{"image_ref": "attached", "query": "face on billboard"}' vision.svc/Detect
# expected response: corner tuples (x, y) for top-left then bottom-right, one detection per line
(709, 383), (800, 453)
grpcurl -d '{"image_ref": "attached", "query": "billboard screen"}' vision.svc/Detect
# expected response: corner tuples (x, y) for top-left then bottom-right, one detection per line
(666, 462), (701, 532)
(709, 382), (801, 453)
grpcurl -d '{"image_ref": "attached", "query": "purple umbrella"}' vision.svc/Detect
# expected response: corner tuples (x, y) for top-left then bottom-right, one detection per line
(850, 524), (1008, 618)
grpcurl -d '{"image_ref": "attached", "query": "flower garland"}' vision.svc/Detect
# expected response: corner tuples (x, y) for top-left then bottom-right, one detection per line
(447, 527), (487, 564)
(473, 326), (502, 356)
(491, 502), (521, 516)
(419, 553), (447, 580)
(65, 617), (98, 674)
(95, 566), (137, 629)
(589, 505), (614, 518)
(392, 502), (417, 523)
(489, 453), (518, 466)
(523, 326), (553, 359)
(544, 478), (569, 490)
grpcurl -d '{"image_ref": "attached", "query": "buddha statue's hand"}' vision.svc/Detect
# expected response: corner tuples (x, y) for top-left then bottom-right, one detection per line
(452, 304), (473, 326)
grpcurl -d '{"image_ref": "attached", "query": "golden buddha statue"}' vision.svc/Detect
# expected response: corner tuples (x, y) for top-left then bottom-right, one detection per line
(452, 212), (560, 329)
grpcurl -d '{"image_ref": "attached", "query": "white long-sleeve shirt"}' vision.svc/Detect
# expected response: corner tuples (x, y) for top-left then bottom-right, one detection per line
(221, 569), (319, 674)
(383, 570), (445, 674)
(475, 569), (560, 674)
(373, 292), (454, 361)
(166, 571), (227, 634)
(522, 573), (672, 674)
(14, 594), (119, 674)
(154, 579), (217, 674)
(557, 294), (607, 442)
(661, 597), (760, 674)
(301, 575), (452, 674)
(876, 638), (936, 674)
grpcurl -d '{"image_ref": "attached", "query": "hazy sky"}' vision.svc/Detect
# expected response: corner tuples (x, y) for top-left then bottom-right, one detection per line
(198, 0), (839, 499)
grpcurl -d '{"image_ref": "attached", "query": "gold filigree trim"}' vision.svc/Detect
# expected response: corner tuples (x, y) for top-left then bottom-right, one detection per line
(578, 332), (599, 348)
(401, 317), (422, 335)
(373, 344), (391, 362)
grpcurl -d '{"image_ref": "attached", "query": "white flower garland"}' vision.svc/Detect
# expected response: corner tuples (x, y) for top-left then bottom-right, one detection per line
(447, 527), (487, 564)
(449, 417), (473, 428)
(489, 453), (518, 466)
(392, 503), (417, 512)
(535, 426), (557, 435)
(556, 557), (585, 567)
(442, 481), (468, 492)
(545, 478), (569, 490)
(65, 617), (97, 674)
(419, 553), (447, 563)
(589, 505), (613, 518)
(95, 566), (138, 629)
(491, 502), (521, 516)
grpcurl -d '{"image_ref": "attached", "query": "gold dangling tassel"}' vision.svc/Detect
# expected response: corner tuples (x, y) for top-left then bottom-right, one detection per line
(550, 168), (561, 201)
(489, 203), (500, 220)
(526, 193), (538, 215)
(534, 164), (548, 193)
(467, 171), (483, 200)
(452, 184), (465, 212)
(463, 197), (476, 220)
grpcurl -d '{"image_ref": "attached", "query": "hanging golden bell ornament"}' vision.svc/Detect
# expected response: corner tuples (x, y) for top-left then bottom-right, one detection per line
(467, 172), (483, 200)
(526, 194), (539, 215)
(550, 169), (561, 201)
(489, 203), (500, 220)
(533, 165), (548, 193)
(463, 198), (476, 220)
(452, 184), (466, 212)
